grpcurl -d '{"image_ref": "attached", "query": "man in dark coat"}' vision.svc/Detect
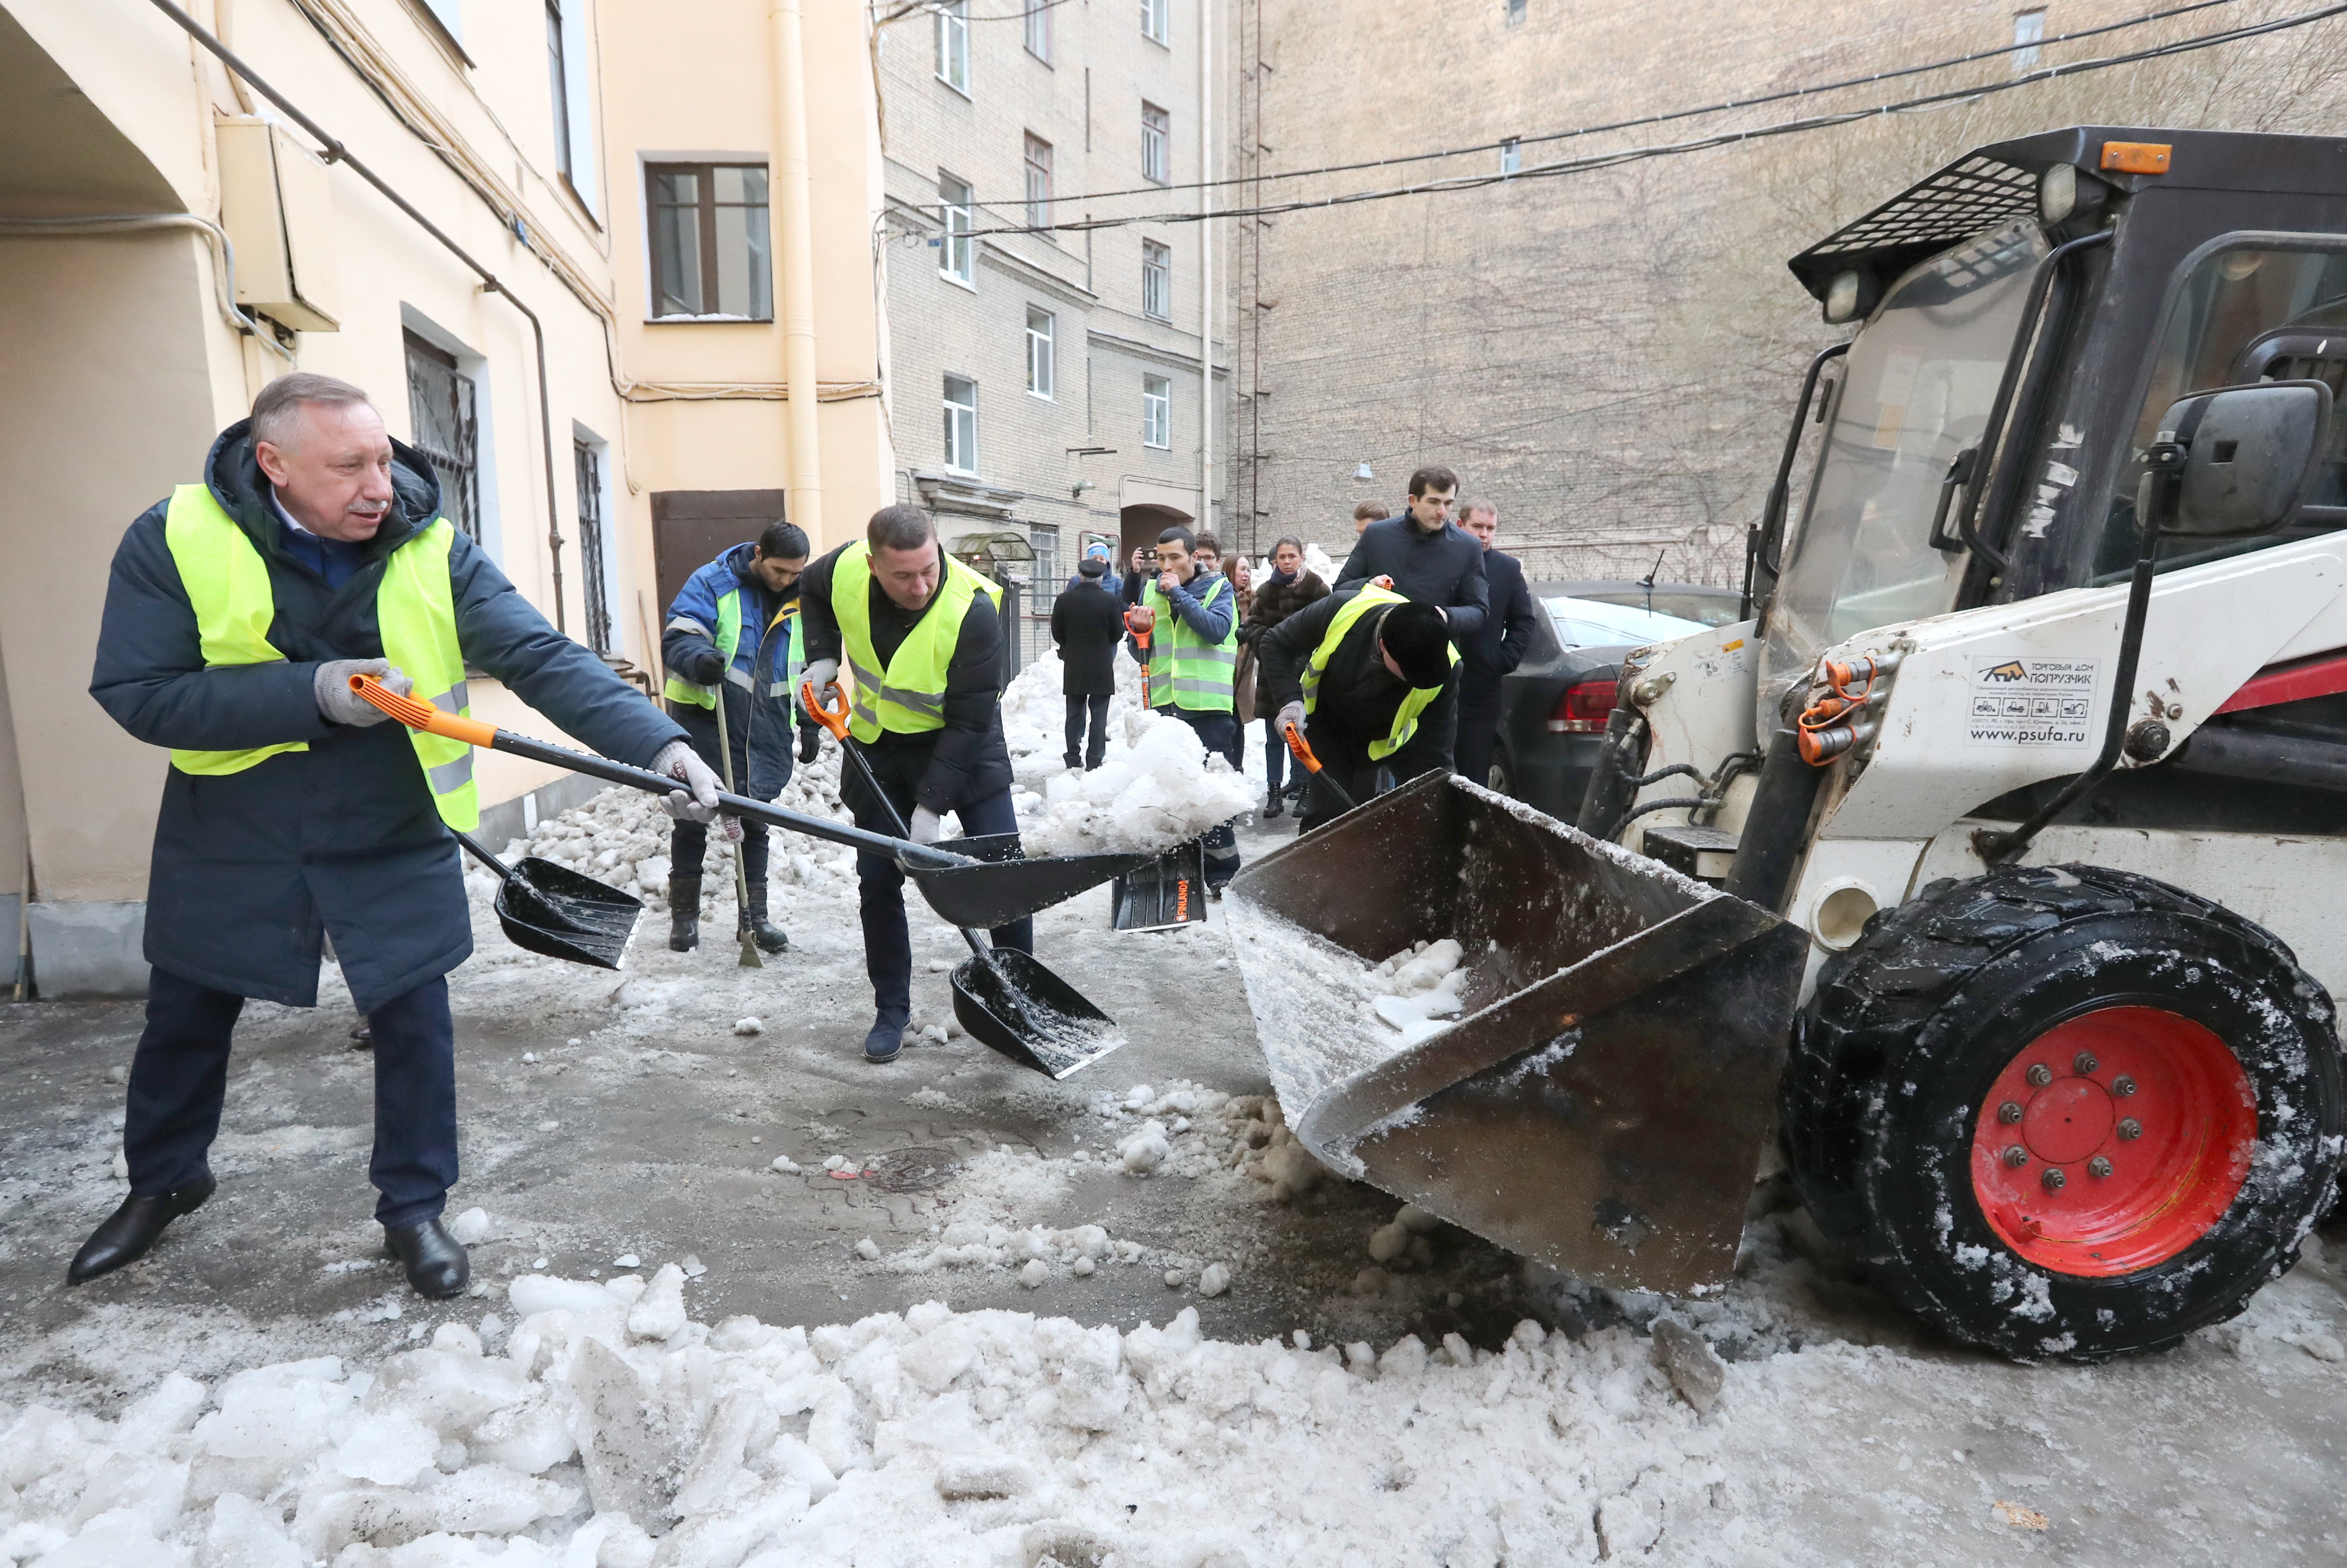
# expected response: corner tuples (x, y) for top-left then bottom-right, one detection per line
(1333, 465), (1490, 638)
(1454, 500), (1540, 788)
(1258, 585), (1460, 832)
(796, 505), (1030, 1063)
(1051, 554), (1124, 769)
(660, 520), (811, 954)
(1238, 536), (1329, 815)
(80, 374), (713, 1299)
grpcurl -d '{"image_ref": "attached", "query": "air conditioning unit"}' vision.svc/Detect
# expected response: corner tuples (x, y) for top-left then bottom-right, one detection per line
(215, 117), (341, 332)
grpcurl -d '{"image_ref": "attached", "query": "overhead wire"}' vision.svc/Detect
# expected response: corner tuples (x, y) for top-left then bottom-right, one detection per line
(957, 0), (2347, 236)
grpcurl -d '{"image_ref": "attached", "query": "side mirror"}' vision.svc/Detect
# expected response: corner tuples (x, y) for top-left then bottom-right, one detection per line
(2140, 379), (2333, 537)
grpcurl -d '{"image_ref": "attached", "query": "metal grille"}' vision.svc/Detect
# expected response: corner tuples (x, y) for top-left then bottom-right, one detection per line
(1801, 155), (2038, 261)
(403, 332), (479, 541)
(574, 439), (611, 653)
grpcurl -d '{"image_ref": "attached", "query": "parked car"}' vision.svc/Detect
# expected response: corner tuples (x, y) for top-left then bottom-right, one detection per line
(1485, 594), (1710, 820)
(1528, 579), (1743, 629)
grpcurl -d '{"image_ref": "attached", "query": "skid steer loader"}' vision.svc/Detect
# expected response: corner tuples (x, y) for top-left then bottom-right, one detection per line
(1228, 126), (2347, 1362)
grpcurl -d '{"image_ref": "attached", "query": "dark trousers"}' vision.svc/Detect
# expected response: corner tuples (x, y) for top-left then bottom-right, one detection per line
(1260, 717), (1287, 797)
(1296, 722), (1447, 833)
(1455, 691), (1502, 790)
(125, 967), (457, 1228)
(853, 787), (1032, 1022)
(667, 698), (773, 886)
(671, 817), (770, 887)
(1164, 707), (1243, 885)
(1064, 692), (1111, 769)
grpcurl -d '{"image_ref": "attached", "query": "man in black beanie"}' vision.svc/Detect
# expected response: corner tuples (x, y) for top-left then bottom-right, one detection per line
(1255, 581), (1460, 832)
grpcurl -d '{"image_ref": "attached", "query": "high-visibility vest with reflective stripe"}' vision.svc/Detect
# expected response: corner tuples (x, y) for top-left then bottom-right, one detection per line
(662, 583), (745, 709)
(1301, 584), (1460, 761)
(1140, 573), (1238, 713)
(162, 484), (480, 830)
(768, 598), (806, 699)
(831, 543), (1001, 741)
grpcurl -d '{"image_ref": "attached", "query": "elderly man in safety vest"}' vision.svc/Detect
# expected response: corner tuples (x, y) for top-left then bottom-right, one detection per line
(796, 504), (1029, 1064)
(80, 373), (720, 1299)
(1135, 524), (1244, 890)
(1256, 581), (1461, 832)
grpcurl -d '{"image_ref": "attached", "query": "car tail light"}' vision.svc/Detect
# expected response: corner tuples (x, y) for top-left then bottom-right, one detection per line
(1548, 679), (1617, 733)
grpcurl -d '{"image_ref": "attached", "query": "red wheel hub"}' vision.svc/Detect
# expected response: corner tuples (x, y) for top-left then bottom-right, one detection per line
(1970, 1006), (2255, 1276)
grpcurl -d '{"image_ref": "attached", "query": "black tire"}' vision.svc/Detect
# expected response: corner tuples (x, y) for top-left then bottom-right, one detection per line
(1782, 863), (2344, 1361)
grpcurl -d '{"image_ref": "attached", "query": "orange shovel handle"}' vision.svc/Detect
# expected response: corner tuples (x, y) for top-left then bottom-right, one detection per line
(1281, 721), (1323, 775)
(350, 673), (497, 748)
(800, 680), (852, 742)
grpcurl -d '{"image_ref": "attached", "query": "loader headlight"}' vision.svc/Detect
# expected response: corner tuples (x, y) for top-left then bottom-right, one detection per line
(2039, 163), (2078, 224)
(1824, 270), (1865, 324)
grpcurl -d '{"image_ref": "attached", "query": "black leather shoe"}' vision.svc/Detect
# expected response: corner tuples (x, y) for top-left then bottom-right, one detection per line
(384, 1217), (471, 1299)
(1263, 790), (1284, 819)
(68, 1175), (216, 1284)
(865, 1011), (908, 1064)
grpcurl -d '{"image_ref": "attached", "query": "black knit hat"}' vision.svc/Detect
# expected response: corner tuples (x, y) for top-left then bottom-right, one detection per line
(1378, 601), (1452, 687)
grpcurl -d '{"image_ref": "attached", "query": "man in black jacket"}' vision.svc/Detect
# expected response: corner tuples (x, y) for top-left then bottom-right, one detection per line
(1333, 465), (1489, 639)
(1454, 500), (1540, 788)
(1051, 555), (1123, 769)
(796, 505), (1029, 1063)
(1258, 585), (1460, 832)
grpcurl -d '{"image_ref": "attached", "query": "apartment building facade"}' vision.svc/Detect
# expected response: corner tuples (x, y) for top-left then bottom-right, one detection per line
(874, 0), (1231, 657)
(0, 0), (889, 996)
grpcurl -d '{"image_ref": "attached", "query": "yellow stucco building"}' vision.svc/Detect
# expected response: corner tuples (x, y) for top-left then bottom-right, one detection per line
(0, 0), (893, 996)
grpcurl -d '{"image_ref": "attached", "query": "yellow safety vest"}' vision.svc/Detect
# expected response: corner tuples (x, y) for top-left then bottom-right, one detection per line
(663, 581), (744, 709)
(161, 484), (481, 830)
(830, 542), (1003, 742)
(1301, 585), (1460, 760)
(1139, 573), (1238, 712)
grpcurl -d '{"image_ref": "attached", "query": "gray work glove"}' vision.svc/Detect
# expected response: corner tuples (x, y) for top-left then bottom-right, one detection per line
(797, 658), (841, 717)
(909, 806), (944, 846)
(652, 739), (741, 842)
(1275, 700), (1306, 741)
(315, 659), (412, 726)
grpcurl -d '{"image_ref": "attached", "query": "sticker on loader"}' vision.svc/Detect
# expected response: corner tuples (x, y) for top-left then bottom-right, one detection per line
(1964, 655), (2098, 747)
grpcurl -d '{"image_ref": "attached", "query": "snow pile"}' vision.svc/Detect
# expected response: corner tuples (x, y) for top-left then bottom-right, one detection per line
(1087, 1080), (1332, 1201)
(0, 1283), (1753, 1566)
(1363, 938), (1468, 1047)
(998, 653), (1255, 857)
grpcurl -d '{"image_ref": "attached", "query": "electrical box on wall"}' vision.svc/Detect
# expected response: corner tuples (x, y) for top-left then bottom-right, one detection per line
(216, 117), (341, 332)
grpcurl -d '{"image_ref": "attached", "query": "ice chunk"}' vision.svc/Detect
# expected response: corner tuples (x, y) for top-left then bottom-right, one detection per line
(116, 1372), (208, 1451)
(770, 1154), (802, 1174)
(1117, 1121), (1171, 1175)
(626, 1263), (688, 1341)
(733, 1017), (763, 1035)
(1197, 1262), (1231, 1297)
(205, 1493), (302, 1568)
(508, 1274), (612, 1315)
(1019, 1259), (1050, 1289)
(330, 1411), (438, 1485)
(446, 1207), (491, 1245)
(612, 1252), (641, 1269)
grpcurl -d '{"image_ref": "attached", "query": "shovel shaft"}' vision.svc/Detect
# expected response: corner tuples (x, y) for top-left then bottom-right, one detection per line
(1282, 722), (1357, 810)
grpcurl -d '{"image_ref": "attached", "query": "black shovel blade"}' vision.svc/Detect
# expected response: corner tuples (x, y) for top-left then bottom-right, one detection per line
(951, 946), (1124, 1078)
(494, 856), (643, 970)
(1111, 838), (1210, 932)
(908, 833), (1154, 930)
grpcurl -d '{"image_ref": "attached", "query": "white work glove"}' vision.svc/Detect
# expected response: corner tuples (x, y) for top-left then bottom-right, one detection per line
(797, 658), (840, 716)
(651, 739), (741, 841)
(315, 659), (411, 726)
(909, 806), (944, 846)
(1275, 700), (1306, 740)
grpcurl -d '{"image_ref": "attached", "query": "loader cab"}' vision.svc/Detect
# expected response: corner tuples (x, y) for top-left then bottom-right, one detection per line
(1754, 126), (2347, 729)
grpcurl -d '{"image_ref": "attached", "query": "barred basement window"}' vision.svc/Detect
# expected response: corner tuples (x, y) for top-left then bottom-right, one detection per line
(403, 332), (480, 541)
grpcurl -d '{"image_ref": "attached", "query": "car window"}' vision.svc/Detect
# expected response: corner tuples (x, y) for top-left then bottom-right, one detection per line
(1541, 597), (1707, 649)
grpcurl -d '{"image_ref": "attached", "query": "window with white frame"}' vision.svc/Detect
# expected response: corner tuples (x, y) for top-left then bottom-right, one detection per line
(1142, 239), (1171, 321)
(646, 164), (772, 319)
(1023, 0), (1052, 62)
(1026, 307), (1055, 399)
(1142, 0), (1168, 45)
(2011, 8), (2046, 68)
(546, 2), (573, 182)
(1029, 523), (1060, 593)
(1142, 103), (1170, 185)
(1499, 137), (1521, 175)
(939, 173), (975, 283)
(1142, 374), (1171, 449)
(937, 0), (970, 93)
(1023, 133), (1054, 232)
(943, 375), (979, 472)
(1505, 0), (1527, 21)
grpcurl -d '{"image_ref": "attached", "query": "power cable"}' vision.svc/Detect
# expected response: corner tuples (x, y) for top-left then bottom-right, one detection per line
(874, 0), (1077, 26)
(970, 0), (2241, 210)
(959, 0), (2347, 236)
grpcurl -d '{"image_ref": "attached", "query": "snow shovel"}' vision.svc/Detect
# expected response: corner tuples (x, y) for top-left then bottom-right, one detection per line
(1109, 837), (1209, 932)
(1280, 722), (1359, 814)
(451, 828), (641, 971)
(1224, 770), (1807, 1296)
(802, 683), (1125, 1079)
(710, 686), (763, 970)
(349, 675), (1144, 929)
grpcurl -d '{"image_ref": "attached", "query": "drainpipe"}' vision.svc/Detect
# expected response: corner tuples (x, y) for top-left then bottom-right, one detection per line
(1198, 0), (1214, 539)
(772, 0), (824, 541)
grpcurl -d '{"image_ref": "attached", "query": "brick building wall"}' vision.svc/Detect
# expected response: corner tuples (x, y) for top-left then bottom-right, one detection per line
(1224, 0), (2347, 583)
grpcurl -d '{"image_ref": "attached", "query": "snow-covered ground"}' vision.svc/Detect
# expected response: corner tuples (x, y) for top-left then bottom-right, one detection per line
(5, 647), (2347, 1566)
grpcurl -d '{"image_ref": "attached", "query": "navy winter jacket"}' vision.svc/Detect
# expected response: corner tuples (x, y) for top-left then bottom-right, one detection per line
(1334, 514), (1491, 639)
(90, 421), (684, 1011)
(662, 542), (797, 798)
(1463, 549), (1539, 700)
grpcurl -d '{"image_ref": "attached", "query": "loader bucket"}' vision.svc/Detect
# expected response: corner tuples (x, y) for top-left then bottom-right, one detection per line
(1224, 772), (1807, 1295)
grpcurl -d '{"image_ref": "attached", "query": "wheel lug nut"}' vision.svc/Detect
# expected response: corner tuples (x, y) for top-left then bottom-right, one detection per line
(2003, 1144), (2030, 1167)
(2117, 1117), (2142, 1141)
(2041, 1166), (2066, 1191)
(2089, 1156), (2113, 1178)
(1998, 1101), (2024, 1125)
(2113, 1076), (2136, 1097)
(2026, 1064), (2053, 1087)
(2073, 1051), (2098, 1075)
